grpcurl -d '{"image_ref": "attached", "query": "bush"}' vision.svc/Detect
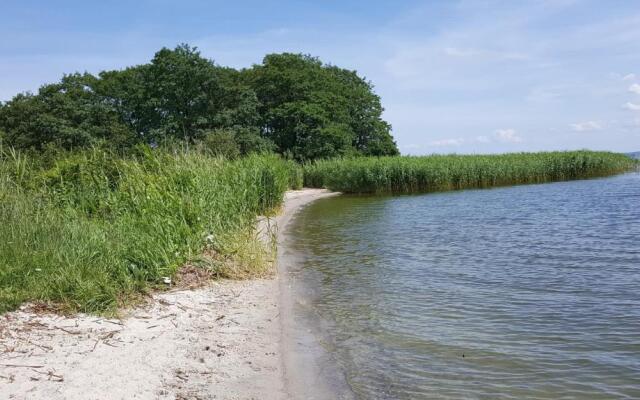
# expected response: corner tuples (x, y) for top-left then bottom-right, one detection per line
(199, 129), (241, 159)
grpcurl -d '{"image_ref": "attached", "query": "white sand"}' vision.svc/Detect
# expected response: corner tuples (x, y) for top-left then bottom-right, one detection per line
(0, 188), (337, 400)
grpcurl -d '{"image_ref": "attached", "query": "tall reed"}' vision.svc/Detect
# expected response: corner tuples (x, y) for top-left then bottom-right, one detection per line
(0, 147), (295, 313)
(304, 151), (636, 194)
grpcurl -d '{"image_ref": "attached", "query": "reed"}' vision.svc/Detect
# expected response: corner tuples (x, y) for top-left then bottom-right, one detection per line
(303, 151), (636, 193)
(0, 147), (296, 313)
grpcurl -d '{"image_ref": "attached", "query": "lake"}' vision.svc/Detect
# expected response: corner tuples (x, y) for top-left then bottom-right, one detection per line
(284, 173), (640, 399)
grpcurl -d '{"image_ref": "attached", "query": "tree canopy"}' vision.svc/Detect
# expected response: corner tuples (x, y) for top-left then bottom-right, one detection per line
(0, 44), (398, 160)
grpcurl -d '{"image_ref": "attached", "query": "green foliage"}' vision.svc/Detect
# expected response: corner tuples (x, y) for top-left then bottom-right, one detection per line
(0, 148), (293, 313)
(246, 53), (398, 160)
(233, 127), (277, 155)
(198, 130), (241, 159)
(303, 151), (636, 194)
(0, 73), (134, 150)
(0, 45), (397, 160)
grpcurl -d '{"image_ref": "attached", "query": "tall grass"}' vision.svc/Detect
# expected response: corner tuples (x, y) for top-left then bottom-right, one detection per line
(0, 147), (296, 313)
(304, 151), (636, 193)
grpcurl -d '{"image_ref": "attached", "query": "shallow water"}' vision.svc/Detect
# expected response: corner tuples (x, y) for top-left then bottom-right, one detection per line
(286, 173), (640, 399)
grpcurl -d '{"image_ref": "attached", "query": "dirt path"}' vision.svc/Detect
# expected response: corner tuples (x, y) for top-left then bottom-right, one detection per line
(0, 189), (336, 400)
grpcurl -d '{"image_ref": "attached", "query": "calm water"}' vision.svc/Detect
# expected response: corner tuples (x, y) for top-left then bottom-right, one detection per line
(286, 173), (640, 399)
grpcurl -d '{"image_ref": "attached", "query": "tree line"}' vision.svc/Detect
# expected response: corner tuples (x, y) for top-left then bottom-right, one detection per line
(0, 44), (399, 160)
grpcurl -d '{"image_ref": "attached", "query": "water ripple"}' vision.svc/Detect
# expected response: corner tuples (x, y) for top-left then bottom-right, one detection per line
(289, 173), (640, 399)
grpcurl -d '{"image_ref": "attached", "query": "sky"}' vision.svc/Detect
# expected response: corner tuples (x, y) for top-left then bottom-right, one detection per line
(1, 0), (639, 154)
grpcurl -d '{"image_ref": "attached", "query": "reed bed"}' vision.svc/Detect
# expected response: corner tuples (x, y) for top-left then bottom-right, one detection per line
(0, 147), (296, 313)
(303, 151), (636, 194)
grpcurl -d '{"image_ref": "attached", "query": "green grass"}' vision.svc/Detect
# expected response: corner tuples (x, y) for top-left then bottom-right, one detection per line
(0, 147), (298, 314)
(303, 151), (637, 194)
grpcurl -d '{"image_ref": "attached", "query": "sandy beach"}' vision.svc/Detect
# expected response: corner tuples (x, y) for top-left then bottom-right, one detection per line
(0, 188), (337, 400)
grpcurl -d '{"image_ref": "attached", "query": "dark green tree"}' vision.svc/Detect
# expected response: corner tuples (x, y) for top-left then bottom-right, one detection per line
(0, 73), (133, 150)
(244, 53), (398, 160)
(140, 44), (220, 142)
(0, 46), (398, 159)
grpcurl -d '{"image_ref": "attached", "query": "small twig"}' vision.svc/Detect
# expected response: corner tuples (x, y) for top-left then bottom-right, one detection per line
(146, 325), (159, 329)
(55, 327), (81, 335)
(1, 364), (44, 368)
(100, 331), (119, 340)
(31, 369), (64, 382)
(27, 340), (53, 351)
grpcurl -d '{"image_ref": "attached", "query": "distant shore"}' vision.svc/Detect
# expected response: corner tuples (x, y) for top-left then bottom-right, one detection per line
(0, 188), (336, 400)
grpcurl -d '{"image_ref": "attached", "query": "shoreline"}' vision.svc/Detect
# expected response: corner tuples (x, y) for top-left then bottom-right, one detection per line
(0, 188), (337, 400)
(276, 190), (348, 400)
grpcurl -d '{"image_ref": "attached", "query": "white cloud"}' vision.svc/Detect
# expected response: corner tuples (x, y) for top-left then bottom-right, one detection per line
(429, 138), (465, 146)
(494, 129), (523, 143)
(428, 135), (496, 147)
(624, 102), (640, 111)
(570, 121), (602, 131)
(629, 83), (640, 94)
(444, 47), (479, 57)
(443, 47), (528, 60)
(623, 73), (637, 81)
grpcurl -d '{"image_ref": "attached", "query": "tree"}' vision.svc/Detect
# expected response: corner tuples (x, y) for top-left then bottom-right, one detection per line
(0, 46), (398, 159)
(141, 44), (220, 143)
(325, 66), (399, 156)
(244, 53), (398, 160)
(0, 73), (133, 150)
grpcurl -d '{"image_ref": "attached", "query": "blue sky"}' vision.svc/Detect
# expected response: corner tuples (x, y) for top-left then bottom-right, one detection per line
(1, 0), (639, 153)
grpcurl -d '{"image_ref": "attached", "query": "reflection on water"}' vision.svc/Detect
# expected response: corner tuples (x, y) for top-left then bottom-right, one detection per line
(287, 173), (640, 399)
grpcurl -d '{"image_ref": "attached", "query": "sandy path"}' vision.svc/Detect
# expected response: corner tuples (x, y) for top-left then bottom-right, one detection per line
(0, 188), (336, 400)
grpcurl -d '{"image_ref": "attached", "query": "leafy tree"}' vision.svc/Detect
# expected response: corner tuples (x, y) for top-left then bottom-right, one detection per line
(0, 45), (398, 160)
(138, 44), (220, 142)
(0, 73), (133, 150)
(244, 53), (398, 160)
(232, 126), (276, 155)
(198, 129), (241, 159)
(324, 66), (399, 156)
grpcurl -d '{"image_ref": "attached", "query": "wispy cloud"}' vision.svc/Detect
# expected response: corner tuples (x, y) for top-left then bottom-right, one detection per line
(629, 83), (640, 94)
(624, 102), (640, 111)
(622, 73), (636, 81)
(429, 138), (465, 147)
(428, 130), (523, 147)
(443, 47), (479, 57)
(570, 121), (602, 131)
(494, 129), (523, 143)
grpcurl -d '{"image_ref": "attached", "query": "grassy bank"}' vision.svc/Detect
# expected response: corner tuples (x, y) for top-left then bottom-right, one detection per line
(0, 147), (300, 314)
(304, 151), (636, 193)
